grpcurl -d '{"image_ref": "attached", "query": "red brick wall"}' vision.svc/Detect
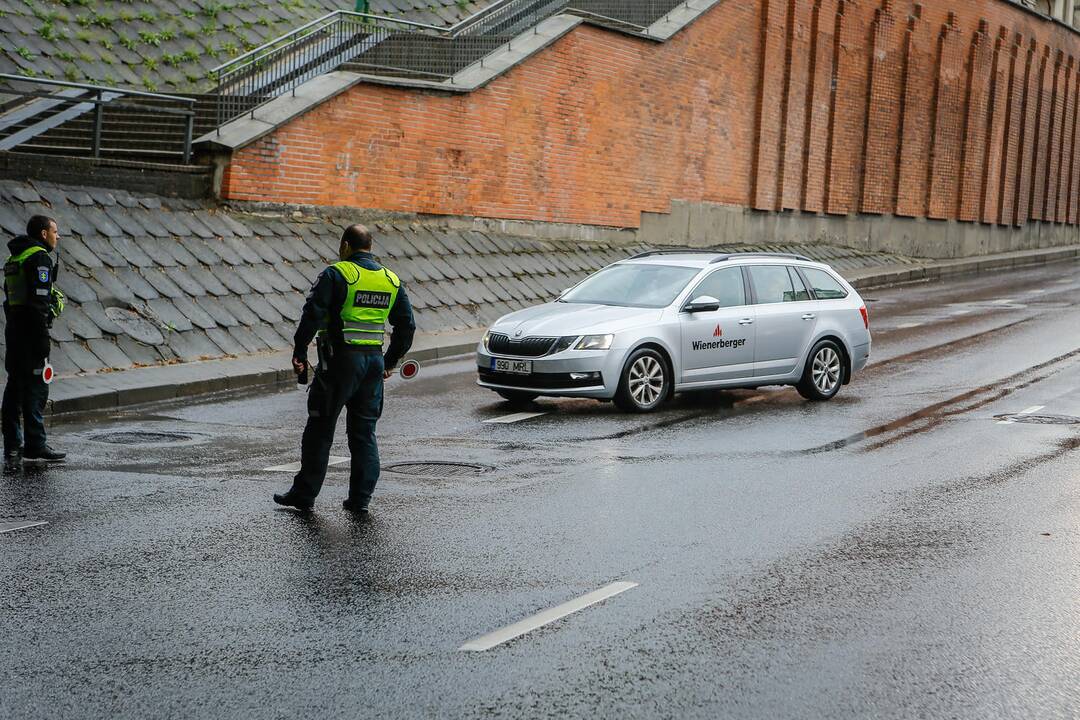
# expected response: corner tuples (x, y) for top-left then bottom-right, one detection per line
(222, 0), (1080, 231)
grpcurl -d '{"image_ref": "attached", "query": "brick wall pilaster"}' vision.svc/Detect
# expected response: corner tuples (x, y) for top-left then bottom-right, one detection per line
(861, 0), (905, 215)
(958, 20), (993, 222)
(981, 26), (1011, 225)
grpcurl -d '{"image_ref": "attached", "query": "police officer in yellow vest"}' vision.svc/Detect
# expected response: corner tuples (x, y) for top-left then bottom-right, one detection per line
(3, 215), (66, 463)
(274, 224), (415, 513)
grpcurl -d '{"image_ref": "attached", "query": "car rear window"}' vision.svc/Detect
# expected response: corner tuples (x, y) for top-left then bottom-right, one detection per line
(559, 263), (700, 308)
(802, 267), (848, 299)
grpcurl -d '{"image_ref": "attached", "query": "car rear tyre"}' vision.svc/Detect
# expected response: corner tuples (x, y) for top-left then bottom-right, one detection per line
(797, 340), (843, 401)
(614, 348), (670, 413)
(496, 390), (539, 405)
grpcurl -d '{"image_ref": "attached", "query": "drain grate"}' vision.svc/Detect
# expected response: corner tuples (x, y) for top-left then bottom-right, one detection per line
(994, 414), (1080, 425)
(383, 461), (493, 478)
(89, 431), (195, 445)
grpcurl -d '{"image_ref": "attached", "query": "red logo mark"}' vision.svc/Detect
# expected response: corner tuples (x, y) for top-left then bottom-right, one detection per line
(713, 325), (722, 337)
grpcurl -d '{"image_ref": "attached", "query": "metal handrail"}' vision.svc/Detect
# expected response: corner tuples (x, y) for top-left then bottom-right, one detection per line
(210, 11), (446, 79)
(0, 74), (196, 162)
(0, 73), (195, 105)
(208, 0), (695, 129)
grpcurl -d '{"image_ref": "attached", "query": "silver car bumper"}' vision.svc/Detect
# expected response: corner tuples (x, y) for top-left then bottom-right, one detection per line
(476, 346), (622, 399)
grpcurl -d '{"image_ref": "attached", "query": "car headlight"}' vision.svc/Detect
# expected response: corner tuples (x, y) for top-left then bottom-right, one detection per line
(574, 334), (613, 351)
(482, 330), (492, 351)
(550, 336), (578, 353)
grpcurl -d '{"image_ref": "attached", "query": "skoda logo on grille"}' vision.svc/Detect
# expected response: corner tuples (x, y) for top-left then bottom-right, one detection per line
(514, 329), (523, 337)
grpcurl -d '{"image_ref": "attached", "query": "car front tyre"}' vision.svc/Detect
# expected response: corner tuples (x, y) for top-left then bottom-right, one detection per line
(797, 339), (844, 401)
(614, 348), (670, 413)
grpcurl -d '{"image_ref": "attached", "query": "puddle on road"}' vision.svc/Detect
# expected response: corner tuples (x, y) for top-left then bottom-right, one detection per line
(802, 347), (1080, 454)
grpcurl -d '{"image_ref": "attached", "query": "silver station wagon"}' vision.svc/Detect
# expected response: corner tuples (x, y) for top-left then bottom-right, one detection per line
(476, 251), (872, 412)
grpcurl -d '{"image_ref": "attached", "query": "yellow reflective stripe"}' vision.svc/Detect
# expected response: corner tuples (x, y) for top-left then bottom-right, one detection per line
(343, 321), (385, 331)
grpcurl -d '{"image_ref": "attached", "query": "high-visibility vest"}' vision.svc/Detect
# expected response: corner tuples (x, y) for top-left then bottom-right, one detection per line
(319, 261), (401, 346)
(3, 245), (48, 307)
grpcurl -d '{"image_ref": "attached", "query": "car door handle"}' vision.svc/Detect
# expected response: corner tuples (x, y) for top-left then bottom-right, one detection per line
(801, 313), (816, 320)
(738, 318), (754, 325)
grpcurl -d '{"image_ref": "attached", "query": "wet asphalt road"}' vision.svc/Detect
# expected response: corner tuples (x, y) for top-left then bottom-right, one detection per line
(2, 260), (1079, 719)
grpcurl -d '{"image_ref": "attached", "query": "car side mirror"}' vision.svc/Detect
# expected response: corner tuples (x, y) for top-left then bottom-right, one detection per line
(684, 295), (721, 313)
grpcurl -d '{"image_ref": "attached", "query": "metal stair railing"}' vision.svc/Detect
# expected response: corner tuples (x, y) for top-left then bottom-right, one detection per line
(210, 0), (699, 129)
(0, 74), (197, 162)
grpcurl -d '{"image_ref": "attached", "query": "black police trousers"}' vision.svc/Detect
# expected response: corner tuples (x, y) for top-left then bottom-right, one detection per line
(290, 349), (384, 504)
(2, 341), (49, 453)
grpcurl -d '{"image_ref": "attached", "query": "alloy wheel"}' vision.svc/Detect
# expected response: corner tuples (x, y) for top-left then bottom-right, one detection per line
(812, 346), (841, 394)
(628, 355), (664, 407)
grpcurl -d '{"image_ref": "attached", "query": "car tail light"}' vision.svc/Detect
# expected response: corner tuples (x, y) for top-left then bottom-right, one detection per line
(859, 305), (869, 329)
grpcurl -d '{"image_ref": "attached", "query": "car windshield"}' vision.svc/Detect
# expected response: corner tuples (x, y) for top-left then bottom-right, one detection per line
(559, 263), (700, 308)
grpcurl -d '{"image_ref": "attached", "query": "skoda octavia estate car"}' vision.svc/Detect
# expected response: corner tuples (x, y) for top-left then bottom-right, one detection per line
(476, 251), (871, 412)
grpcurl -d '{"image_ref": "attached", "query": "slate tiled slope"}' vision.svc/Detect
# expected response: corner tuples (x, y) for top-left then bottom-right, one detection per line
(0, 178), (640, 379)
(0, 0), (494, 93)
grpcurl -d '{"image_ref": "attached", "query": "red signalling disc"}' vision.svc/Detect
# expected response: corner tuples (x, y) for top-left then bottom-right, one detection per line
(399, 359), (420, 379)
(42, 363), (54, 384)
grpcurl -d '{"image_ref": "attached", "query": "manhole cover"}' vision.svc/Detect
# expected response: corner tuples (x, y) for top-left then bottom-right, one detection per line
(994, 414), (1080, 425)
(89, 431), (195, 445)
(383, 461), (493, 477)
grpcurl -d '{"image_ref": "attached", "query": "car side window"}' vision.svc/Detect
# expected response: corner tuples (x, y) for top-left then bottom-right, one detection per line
(690, 267), (745, 308)
(787, 267), (811, 301)
(748, 265), (798, 304)
(802, 267), (848, 300)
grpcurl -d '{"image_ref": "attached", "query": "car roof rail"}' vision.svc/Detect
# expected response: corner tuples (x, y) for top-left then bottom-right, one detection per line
(627, 248), (727, 260)
(709, 252), (813, 263)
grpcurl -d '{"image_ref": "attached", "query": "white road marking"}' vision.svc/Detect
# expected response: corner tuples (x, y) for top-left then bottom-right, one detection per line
(950, 309), (971, 315)
(1027, 289), (1046, 295)
(264, 456), (349, 472)
(993, 298), (1017, 305)
(897, 322), (923, 329)
(0, 520), (48, 534)
(483, 411), (548, 424)
(459, 581), (638, 652)
(997, 405), (1045, 425)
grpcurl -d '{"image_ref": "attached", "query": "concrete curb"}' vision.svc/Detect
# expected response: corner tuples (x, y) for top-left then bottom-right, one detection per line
(46, 246), (1078, 418)
(845, 245), (1080, 290)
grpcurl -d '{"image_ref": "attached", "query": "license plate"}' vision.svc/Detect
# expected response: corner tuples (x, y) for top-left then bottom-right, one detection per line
(492, 358), (532, 374)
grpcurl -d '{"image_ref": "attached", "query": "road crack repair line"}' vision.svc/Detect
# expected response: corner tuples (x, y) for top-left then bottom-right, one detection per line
(459, 581), (639, 652)
(0, 520), (48, 534)
(802, 347), (1080, 455)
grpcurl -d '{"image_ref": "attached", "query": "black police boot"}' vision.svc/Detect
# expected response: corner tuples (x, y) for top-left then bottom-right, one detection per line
(23, 444), (65, 462)
(3, 446), (22, 464)
(342, 497), (370, 514)
(273, 492), (314, 511)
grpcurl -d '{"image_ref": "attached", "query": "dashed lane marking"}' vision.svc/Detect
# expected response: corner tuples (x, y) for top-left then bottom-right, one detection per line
(997, 405), (1046, 425)
(264, 456), (349, 472)
(950, 309), (972, 315)
(897, 322), (923, 329)
(459, 581), (639, 652)
(0, 520), (48, 534)
(483, 411), (548, 424)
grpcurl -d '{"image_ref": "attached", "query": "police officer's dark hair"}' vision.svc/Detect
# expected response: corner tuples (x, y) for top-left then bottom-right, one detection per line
(26, 215), (55, 241)
(341, 224), (372, 251)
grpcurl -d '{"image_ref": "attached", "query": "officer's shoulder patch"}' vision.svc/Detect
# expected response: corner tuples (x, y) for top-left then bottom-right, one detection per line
(37, 266), (50, 283)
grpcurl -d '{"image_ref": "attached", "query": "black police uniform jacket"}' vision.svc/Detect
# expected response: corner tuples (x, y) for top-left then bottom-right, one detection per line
(4, 235), (55, 372)
(293, 251), (416, 368)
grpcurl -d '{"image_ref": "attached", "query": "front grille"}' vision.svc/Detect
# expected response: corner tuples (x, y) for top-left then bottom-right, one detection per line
(478, 368), (602, 389)
(487, 333), (557, 357)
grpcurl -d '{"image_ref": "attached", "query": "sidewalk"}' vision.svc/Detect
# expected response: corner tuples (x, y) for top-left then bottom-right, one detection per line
(45, 244), (1079, 416)
(47, 328), (485, 415)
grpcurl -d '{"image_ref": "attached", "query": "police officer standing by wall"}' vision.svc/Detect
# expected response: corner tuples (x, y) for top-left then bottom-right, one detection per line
(274, 224), (415, 513)
(3, 215), (66, 464)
